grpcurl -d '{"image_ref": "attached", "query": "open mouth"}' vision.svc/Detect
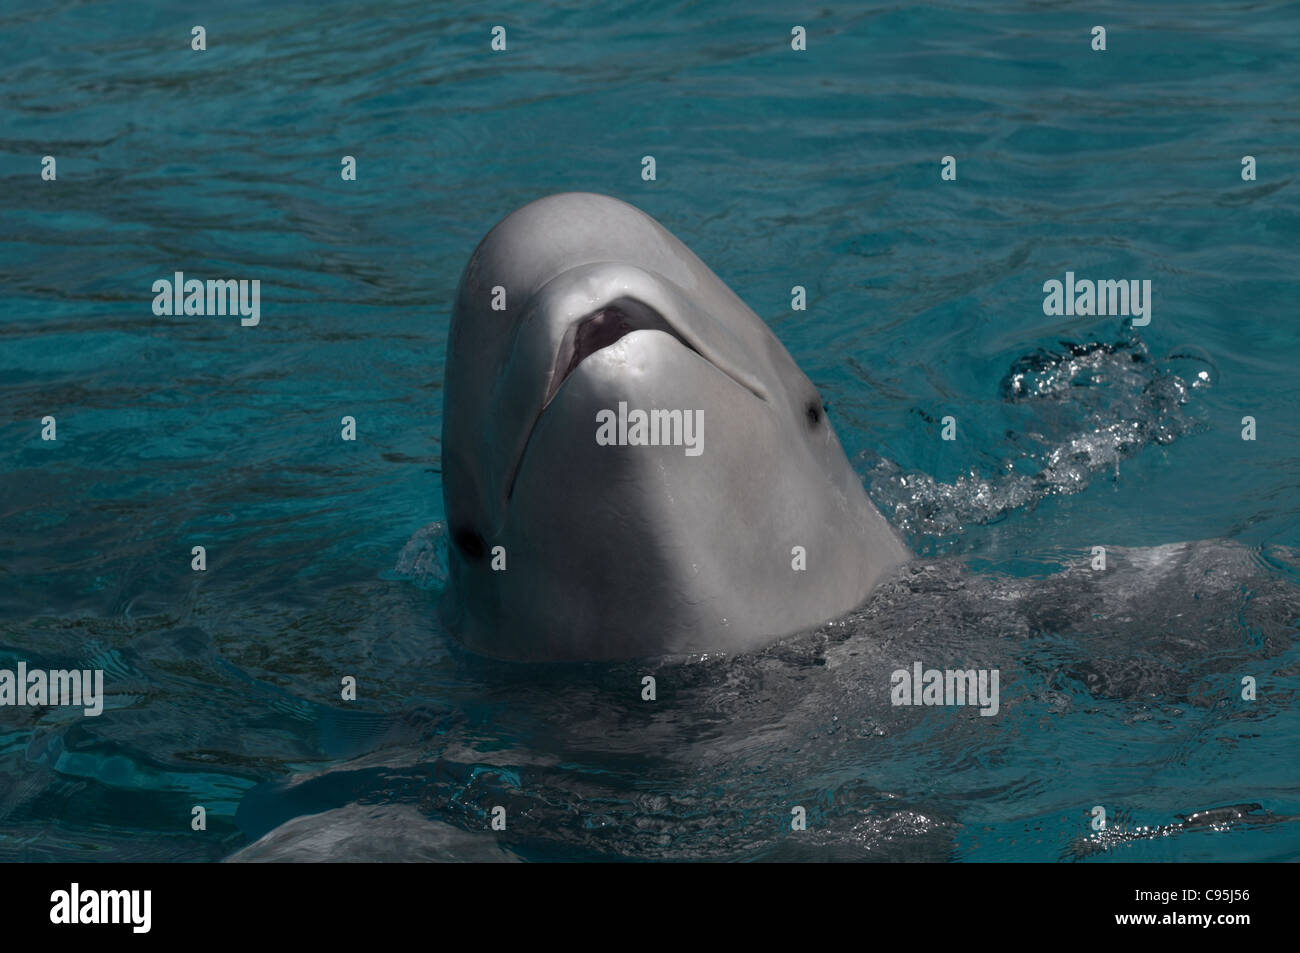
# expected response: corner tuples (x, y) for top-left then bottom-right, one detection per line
(541, 300), (690, 410)
(507, 296), (768, 502)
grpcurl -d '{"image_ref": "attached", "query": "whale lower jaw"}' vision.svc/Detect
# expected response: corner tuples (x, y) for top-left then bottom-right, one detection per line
(465, 327), (903, 662)
(448, 566), (887, 663)
(509, 326), (747, 503)
(544, 299), (689, 410)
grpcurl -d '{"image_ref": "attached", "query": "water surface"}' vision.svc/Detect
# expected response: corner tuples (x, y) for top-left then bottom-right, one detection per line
(1, 0), (1297, 861)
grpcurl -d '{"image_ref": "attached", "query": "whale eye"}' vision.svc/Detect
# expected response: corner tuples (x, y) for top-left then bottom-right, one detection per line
(806, 401), (823, 427)
(452, 526), (487, 560)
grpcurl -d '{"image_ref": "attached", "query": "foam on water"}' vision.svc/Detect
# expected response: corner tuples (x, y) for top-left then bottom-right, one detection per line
(864, 327), (1218, 541)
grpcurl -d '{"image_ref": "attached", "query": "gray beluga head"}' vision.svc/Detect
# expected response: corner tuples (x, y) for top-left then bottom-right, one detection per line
(441, 192), (908, 661)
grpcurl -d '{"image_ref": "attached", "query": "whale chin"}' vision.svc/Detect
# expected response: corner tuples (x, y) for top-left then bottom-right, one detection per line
(456, 327), (892, 662)
(513, 294), (767, 503)
(510, 326), (737, 505)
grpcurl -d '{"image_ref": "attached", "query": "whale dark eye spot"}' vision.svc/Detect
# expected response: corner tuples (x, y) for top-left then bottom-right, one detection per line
(806, 401), (822, 427)
(452, 526), (486, 560)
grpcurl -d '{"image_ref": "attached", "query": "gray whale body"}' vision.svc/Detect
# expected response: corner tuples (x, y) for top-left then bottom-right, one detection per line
(440, 192), (908, 660)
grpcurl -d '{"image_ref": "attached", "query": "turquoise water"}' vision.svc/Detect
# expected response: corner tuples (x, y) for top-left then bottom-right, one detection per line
(1, 0), (1298, 861)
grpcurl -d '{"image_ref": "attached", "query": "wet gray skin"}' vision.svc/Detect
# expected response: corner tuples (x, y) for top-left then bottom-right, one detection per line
(440, 192), (908, 661)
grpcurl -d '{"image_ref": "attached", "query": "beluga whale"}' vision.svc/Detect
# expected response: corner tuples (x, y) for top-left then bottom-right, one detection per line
(440, 192), (908, 661)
